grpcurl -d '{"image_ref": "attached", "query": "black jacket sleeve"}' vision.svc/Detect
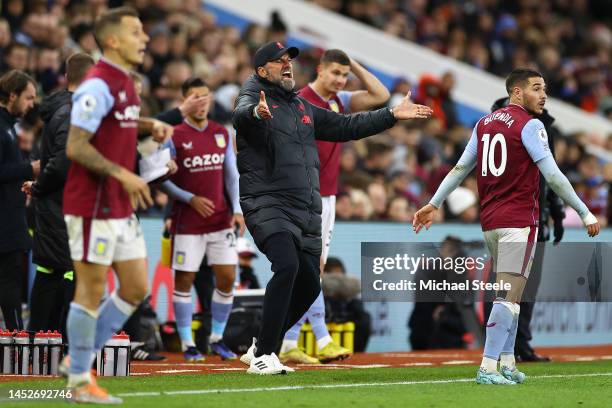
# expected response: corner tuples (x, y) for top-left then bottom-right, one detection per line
(309, 102), (397, 142)
(155, 107), (183, 126)
(32, 108), (71, 198)
(232, 91), (265, 131)
(0, 133), (33, 183)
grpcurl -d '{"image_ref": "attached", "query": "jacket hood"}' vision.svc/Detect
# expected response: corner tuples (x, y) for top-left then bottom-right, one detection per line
(40, 89), (72, 123)
(242, 74), (297, 100)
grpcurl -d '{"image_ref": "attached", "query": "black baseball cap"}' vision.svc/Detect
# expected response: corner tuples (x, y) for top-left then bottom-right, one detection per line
(253, 41), (299, 69)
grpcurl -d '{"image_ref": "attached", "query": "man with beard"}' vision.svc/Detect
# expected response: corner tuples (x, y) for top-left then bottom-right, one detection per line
(234, 41), (432, 374)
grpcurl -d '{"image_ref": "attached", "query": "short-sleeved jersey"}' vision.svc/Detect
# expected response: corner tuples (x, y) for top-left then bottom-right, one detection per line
(298, 85), (350, 197)
(63, 58), (140, 219)
(476, 104), (551, 230)
(169, 120), (232, 235)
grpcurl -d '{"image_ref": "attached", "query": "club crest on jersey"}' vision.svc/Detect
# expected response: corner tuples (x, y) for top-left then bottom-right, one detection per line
(328, 100), (340, 113)
(214, 133), (226, 148)
(182, 141), (193, 150)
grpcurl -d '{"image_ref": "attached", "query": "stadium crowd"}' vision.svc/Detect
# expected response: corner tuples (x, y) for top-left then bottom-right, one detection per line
(0, 0), (609, 228)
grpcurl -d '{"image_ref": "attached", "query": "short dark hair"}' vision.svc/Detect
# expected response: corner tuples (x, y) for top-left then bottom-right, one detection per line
(66, 53), (94, 86)
(4, 42), (28, 57)
(93, 6), (139, 50)
(324, 257), (346, 273)
(320, 49), (350, 66)
(181, 77), (207, 96)
(505, 68), (543, 95)
(0, 70), (36, 104)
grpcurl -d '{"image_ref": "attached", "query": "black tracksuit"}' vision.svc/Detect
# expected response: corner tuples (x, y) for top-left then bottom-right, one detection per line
(28, 90), (75, 337)
(0, 107), (34, 330)
(233, 74), (397, 355)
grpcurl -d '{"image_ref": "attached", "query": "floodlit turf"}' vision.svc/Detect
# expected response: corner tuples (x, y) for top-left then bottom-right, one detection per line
(1, 361), (611, 407)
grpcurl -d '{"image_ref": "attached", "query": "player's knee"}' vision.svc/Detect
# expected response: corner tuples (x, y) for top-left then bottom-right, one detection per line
(119, 283), (148, 305)
(174, 271), (195, 291)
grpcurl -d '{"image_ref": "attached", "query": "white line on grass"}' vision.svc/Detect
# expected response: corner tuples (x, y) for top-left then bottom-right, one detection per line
(116, 372), (612, 398)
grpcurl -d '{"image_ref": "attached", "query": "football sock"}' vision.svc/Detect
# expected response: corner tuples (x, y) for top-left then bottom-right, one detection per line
(209, 289), (234, 343)
(94, 291), (136, 350)
(501, 303), (520, 369)
(481, 300), (515, 371)
(67, 303), (97, 375)
(173, 290), (195, 350)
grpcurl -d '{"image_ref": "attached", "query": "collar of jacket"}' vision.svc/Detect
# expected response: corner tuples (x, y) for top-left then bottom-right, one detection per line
(254, 74), (297, 101)
(0, 106), (17, 127)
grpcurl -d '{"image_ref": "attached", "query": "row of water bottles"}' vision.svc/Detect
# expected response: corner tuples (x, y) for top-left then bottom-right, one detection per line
(0, 330), (63, 375)
(0, 330), (131, 376)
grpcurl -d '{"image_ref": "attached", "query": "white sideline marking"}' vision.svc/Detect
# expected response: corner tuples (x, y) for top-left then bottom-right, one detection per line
(442, 360), (477, 365)
(401, 363), (433, 367)
(116, 372), (612, 398)
(156, 369), (201, 374)
(132, 363), (222, 367)
(574, 357), (597, 362)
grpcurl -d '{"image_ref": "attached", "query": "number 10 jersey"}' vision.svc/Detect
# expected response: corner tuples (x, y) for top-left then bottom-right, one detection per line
(475, 103), (551, 231)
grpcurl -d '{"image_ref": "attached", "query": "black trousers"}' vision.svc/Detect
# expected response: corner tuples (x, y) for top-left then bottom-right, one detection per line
(28, 268), (75, 339)
(256, 232), (321, 356)
(0, 251), (26, 330)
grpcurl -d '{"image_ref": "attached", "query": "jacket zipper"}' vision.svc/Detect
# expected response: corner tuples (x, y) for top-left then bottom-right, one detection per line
(294, 102), (314, 227)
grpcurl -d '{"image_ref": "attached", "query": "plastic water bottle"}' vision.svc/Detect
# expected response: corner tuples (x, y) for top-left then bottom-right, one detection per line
(32, 331), (49, 375)
(48, 330), (63, 375)
(97, 332), (130, 376)
(13, 331), (30, 375)
(0, 329), (13, 374)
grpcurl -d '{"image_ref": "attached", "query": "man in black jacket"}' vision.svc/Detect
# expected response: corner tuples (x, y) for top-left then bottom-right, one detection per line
(234, 42), (432, 374)
(22, 53), (94, 337)
(0, 70), (38, 330)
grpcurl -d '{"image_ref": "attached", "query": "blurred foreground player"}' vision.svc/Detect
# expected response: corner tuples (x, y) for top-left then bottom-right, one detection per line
(61, 7), (173, 403)
(280, 49), (390, 364)
(414, 68), (599, 385)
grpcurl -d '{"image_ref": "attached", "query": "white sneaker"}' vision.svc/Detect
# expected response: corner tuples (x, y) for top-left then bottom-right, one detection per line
(247, 353), (294, 375)
(240, 337), (257, 366)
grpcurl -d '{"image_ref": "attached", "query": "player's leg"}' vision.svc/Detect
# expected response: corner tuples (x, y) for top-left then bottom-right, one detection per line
(93, 216), (148, 354)
(478, 227), (536, 385)
(208, 228), (238, 360)
(498, 226), (537, 383)
(172, 234), (206, 361)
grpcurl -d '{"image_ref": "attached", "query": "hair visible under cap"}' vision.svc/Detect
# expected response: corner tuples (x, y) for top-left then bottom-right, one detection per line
(505, 68), (543, 95)
(66, 52), (94, 86)
(0, 70), (35, 104)
(93, 6), (139, 50)
(320, 49), (350, 66)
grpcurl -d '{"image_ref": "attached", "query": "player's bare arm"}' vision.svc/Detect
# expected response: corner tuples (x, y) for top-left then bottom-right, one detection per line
(138, 117), (174, 143)
(66, 125), (152, 209)
(348, 58), (390, 111)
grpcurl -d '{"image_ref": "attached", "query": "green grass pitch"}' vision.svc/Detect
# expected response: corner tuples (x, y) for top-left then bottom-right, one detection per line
(1, 360), (611, 407)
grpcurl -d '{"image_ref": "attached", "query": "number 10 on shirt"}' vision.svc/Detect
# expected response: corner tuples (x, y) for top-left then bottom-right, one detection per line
(481, 133), (507, 177)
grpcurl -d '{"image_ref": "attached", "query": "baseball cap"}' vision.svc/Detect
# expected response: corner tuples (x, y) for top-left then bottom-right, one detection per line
(236, 237), (258, 258)
(252, 41), (299, 69)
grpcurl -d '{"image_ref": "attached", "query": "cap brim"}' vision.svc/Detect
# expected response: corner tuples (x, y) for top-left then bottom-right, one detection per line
(271, 46), (299, 61)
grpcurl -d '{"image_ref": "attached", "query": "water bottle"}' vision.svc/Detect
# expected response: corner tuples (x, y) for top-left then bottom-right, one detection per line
(0, 329), (13, 374)
(97, 332), (130, 376)
(13, 331), (30, 375)
(32, 331), (49, 375)
(48, 330), (63, 375)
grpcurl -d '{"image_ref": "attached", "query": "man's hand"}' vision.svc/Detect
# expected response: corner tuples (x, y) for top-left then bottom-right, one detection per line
(31, 160), (40, 178)
(167, 159), (178, 175)
(412, 203), (438, 234)
(116, 168), (153, 210)
(179, 93), (208, 118)
(21, 181), (34, 196)
(255, 91), (273, 120)
(232, 213), (246, 236)
(391, 90), (433, 120)
(151, 120), (174, 143)
(582, 213), (600, 237)
(189, 195), (215, 218)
